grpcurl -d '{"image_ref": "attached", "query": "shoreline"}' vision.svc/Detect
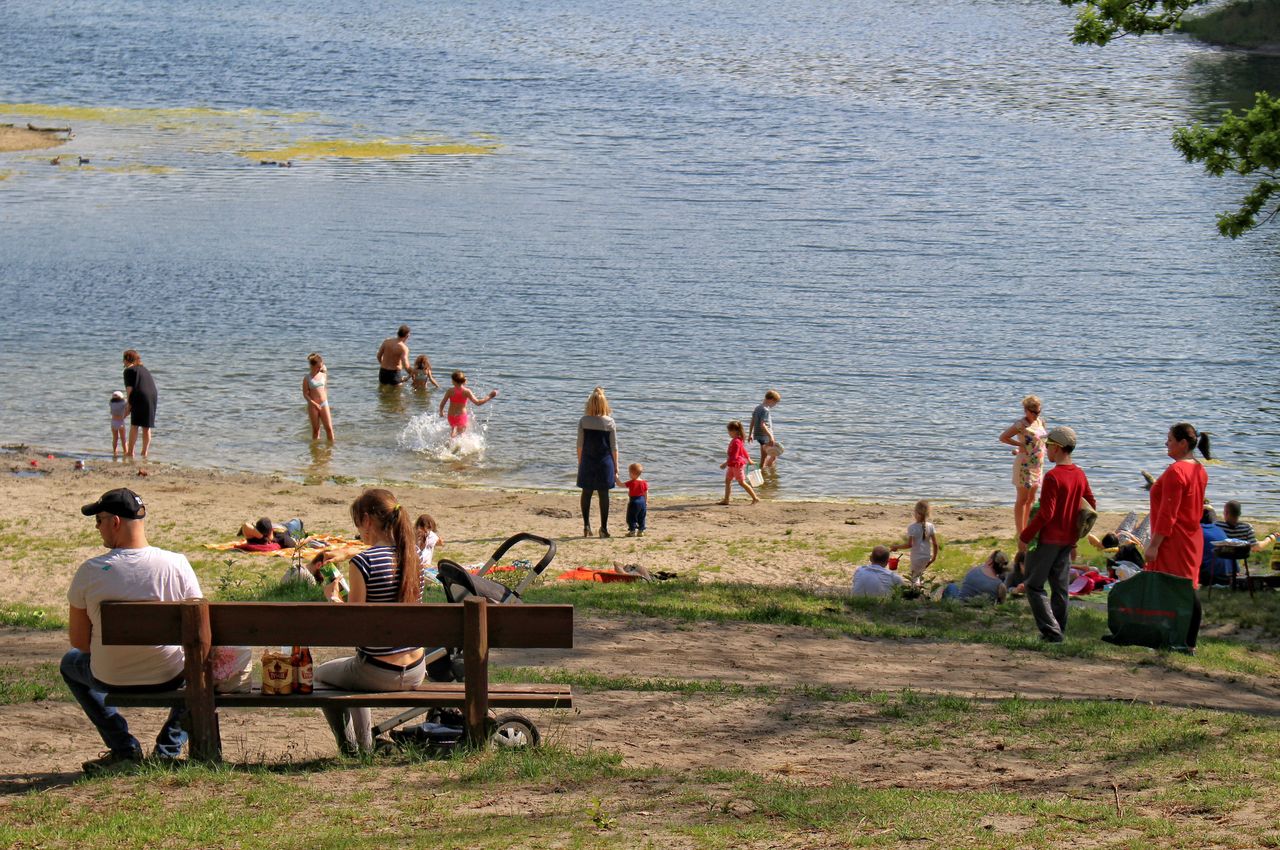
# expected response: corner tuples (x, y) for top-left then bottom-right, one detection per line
(1, 440), (1187, 517)
(0, 124), (70, 153)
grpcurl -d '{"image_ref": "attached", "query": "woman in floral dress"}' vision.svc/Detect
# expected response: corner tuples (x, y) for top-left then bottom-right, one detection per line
(999, 395), (1048, 537)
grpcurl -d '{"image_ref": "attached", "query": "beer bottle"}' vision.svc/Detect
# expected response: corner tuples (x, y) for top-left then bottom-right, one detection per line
(293, 645), (314, 694)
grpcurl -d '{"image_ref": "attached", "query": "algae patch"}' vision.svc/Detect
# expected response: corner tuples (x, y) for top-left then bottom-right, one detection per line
(240, 138), (499, 161)
(0, 103), (311, 127)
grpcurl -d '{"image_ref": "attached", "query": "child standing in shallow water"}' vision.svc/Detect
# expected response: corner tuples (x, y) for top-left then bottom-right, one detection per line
(891, 499), (938, 587)
(410, 355), (439, 390)
(623, 463), (649, 536)
(438, 370), (498, 438)
(719, 420), (759, 505)
(109, 391), (127, 459)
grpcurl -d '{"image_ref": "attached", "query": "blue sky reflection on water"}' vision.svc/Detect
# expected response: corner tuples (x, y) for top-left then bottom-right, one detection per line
(2, 0), (1279, 513)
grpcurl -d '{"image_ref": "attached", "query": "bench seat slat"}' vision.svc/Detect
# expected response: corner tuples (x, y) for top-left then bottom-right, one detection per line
(105, 685), (572, 710)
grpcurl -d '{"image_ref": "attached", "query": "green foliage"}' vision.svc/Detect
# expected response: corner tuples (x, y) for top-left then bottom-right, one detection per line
(1174, 91), (1280, 237)
(1060, 0), (1205, 46)
(1061, 0), (1280, 236)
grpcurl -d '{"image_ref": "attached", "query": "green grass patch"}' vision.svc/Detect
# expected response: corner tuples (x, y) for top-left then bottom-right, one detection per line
(0, 662), (68, 704)
(1202, 590), (1280, 639)
(0, 602), (66, 630)
(524, 579), (1280, 678)
(214, 576), (327, 602)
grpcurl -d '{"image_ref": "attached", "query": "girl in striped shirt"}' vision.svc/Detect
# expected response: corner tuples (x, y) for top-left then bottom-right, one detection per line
(316, 488), (424, 754)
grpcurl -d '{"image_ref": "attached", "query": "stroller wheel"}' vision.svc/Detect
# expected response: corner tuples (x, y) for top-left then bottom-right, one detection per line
(489, 713), (541, 749)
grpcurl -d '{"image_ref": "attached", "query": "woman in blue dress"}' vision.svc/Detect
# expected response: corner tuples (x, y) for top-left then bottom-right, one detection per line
(577, 387), (621, 538)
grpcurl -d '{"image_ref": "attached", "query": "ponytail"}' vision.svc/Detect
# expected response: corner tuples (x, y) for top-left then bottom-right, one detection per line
(1170, 422), (1211, 461)
(350, 489), (421, 603)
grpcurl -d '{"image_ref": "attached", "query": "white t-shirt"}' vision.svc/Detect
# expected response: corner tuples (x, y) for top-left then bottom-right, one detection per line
(418, 531), (439, 568)
(67, 546), (203, 687)
(907, 521), (936, 567)
(851, 563), (903, 598)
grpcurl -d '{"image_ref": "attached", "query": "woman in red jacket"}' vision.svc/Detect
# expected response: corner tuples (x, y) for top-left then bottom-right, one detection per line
(1145, 422), (1211, 651)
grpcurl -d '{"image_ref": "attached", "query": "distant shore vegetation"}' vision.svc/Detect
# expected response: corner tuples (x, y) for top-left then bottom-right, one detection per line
(1180, 0), (1280, 51)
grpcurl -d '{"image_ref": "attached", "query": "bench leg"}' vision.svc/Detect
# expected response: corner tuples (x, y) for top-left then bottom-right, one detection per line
(463, 597), (489, 746)
(181, 599), (221, 762)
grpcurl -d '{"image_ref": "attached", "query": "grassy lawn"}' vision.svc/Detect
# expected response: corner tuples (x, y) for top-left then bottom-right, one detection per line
(2, 711), (1278, 850)
(4, 548), (1280, 847)
(522, 579), (1280, 679)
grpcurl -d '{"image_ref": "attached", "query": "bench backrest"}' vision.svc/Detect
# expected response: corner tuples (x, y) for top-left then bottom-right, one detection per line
(100, 600), (573, 648)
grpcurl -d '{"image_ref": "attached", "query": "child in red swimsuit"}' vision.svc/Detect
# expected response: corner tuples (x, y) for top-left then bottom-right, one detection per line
(437, 370), (498, 438)
(718, 420), (759, 505)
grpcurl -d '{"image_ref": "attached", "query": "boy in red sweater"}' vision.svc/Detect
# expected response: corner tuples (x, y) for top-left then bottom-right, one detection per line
(1018, 426), (1095, 642)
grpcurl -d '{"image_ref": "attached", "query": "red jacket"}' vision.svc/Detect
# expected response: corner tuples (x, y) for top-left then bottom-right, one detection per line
(727, 437), (751, 467)
(1020, 463), (1095, 547)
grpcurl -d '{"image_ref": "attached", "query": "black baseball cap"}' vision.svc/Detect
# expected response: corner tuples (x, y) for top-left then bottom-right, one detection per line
(81, 488), (147, 520)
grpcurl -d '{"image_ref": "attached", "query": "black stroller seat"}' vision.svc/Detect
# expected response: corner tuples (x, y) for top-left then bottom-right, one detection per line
(373, 533), (558, 750)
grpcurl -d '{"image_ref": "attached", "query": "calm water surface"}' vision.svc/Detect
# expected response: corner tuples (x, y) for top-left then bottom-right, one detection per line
(3, 0), (1280, 513)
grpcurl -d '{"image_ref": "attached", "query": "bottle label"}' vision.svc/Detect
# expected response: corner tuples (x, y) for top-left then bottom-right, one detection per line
(296, 655), (314, 693)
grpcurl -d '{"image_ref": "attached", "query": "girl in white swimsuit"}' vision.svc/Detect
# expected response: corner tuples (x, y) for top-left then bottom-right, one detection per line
(303, 352), (335, 441)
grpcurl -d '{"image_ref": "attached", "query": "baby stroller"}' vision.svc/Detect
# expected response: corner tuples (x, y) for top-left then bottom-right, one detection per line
(373, 533), (558, 752)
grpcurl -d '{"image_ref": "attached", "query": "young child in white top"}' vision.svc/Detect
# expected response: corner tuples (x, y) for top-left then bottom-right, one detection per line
(891, 499), (938, 587)
(415, 513), (443, 568)
(109, 391), (127, 459)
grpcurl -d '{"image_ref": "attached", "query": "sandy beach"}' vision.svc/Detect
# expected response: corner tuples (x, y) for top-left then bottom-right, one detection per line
(0, 445), (1049, 610)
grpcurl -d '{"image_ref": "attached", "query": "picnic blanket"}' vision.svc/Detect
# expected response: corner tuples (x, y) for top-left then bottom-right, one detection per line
(205, 534), (367, 561)
(557, 567), (642, 584)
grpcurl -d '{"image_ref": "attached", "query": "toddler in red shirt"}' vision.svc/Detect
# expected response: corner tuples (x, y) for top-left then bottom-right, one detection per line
(719, 420), (760, 505)
(623, 463), (649, 536)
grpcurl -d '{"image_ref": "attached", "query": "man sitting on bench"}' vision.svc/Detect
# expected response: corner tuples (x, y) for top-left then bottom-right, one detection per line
(60, 488), (203, 774)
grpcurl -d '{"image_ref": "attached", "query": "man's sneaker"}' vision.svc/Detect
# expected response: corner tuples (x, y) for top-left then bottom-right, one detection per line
(82, 749), (143, 775)
(625, 530), (636, 537)
(637, 530), (645, 537)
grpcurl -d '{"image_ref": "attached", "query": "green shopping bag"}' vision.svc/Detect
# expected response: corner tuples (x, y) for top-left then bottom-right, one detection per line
(1102, 571), (1196, 651)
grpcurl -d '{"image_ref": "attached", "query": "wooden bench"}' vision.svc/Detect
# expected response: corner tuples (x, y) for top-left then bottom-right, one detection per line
(99, 597), (573, 761)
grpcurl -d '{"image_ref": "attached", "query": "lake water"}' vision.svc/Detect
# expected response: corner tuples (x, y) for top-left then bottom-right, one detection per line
(3, 0), (1280, 514)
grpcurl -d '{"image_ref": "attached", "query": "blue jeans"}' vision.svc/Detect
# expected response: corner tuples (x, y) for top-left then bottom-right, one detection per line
(627, 496), (647, 532)
(60, 649), (188, 758)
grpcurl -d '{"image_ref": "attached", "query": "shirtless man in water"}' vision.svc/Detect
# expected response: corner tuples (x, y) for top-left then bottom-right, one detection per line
(376, 325), (412, 386)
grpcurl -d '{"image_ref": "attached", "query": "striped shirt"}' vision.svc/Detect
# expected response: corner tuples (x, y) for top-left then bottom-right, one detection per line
(1215, 520), (1256, 545)
(352, 546), (417, 658)
(1214, 520), (1257, 571)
